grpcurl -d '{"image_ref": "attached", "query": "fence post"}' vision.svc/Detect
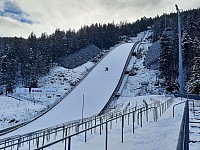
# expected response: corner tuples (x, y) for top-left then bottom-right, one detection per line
(184, 99), (189, 150)
(36, 137), (39, 148)
(133, 111), (135, 133)
(42, 132), (45, 146)
(137, 111), (139, 125)
(140, 109), (142, 127)
(128, 113), (130, 125)
(68, 137), (71, 150)
(122, 115), (124, 143)
(105, 122), (108, 150)
(85, 123), (87, 143)
(91, 120), (93, 134)
(100, 117), (102, 135)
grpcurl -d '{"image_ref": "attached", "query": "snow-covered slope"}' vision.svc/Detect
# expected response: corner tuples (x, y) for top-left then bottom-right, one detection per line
(0, 31), (187, 150)
(3, 43), (135, 137)
(0, 62), (94, 130)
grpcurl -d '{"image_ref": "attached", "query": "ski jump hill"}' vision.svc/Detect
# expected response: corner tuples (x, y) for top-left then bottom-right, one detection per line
(3, 42), (135, 138)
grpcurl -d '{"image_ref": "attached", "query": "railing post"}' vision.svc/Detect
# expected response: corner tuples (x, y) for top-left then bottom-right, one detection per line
(133, 111), (135, 133)
(68, 137), (71, 150)
(85, 122), (87, 143)
(140, 109), (142, 127)
(105, 122), (108, 150)
(184, 99), (189, 150)
(122, 115), (124, 143)
(100, 117), (102, 135)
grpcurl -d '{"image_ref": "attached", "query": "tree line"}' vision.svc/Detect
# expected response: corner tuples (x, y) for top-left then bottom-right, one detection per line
(0, 7), (200, 94)
(158, 8), (200, 94)
(0, 19), (153, 92)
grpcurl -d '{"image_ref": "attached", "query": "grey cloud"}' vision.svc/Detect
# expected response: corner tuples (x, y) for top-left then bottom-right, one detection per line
(96, 0), (162, 10)
(0, 0), (199, 37)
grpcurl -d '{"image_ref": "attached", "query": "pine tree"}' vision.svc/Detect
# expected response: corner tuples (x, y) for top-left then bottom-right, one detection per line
(182, 31), (194, 81)
(188, 57), (200, 94)
(159, 33), (178, 90)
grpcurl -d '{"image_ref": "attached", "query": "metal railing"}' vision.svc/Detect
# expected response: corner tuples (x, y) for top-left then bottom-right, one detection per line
(173, 95), (189, 150)
(0, 42), (138, 148)
(0, 42), (117, 136)
(0, 97), (174, 150)
(173, 94), (200, 150)
(176, 99), (189, 150)
(33, 98), (174, 150)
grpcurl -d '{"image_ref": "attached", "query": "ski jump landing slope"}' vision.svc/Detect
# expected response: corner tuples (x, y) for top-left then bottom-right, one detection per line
(4, 43), (135, 137)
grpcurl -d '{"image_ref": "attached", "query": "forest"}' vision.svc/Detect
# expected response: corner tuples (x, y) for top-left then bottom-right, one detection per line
(0, 8), (199, 94)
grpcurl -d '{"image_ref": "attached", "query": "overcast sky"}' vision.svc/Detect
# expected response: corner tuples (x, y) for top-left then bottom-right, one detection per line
(0, 0), (199, 38)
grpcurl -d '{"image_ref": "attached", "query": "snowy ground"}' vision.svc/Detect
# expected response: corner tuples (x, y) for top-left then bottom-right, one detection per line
(0, 97), (45, 129)
(68, 98), (183, 150)
(0, 62), (94, 130)
(28, 96), (184, 150)
(2, 42), (136, 138)
(0, 30), (190, 150)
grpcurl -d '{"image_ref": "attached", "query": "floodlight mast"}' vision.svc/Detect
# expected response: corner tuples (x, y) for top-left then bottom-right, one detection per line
(175, 4), (184, 94)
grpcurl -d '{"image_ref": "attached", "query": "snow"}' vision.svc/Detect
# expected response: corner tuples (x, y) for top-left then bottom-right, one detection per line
(2, 42), (135, 137)
(0, 61), (95, 130)
(30, 96), (184, 150)
(189, 100), (200, 150)
(0, 30), (191, 150)
(68, 98), (183, 150)
(0, 97), (45, 129)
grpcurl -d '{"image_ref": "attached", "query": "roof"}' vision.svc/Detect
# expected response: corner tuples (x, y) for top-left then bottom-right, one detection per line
(59, 44), (102, 69)
(145, 41), (161, 67)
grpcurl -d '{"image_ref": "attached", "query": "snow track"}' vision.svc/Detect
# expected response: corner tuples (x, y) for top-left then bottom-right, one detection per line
(3, 43), (135, 138)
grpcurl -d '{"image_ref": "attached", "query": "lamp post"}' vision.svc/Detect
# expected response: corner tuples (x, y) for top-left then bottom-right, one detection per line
(175, 4), (184, 94)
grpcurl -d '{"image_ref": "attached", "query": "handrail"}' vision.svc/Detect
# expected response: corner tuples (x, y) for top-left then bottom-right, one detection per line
(0, 43), (118, 136)
(0, 97), (174, 149)
(176, 100), (189, 150)
(173, 100), (195, 117)
(1, 98), (173, 149)
(34, 98), (173, 150)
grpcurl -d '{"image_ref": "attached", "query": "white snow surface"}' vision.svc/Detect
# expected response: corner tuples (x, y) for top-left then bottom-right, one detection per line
(3, 43), (135, 137)
(0, 31), (191, 150)
(0, 62), (95, 130)
(32, 96), (184, 150)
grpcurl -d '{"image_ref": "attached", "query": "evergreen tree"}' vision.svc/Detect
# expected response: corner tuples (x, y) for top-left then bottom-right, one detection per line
(188, 57), (200, 94)
(159, 33), (178, 90)
(182, 31), (194, 81)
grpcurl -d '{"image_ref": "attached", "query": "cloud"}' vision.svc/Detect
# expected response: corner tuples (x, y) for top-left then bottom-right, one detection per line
(0, 0), (33, 24)
(0, 0), (199, 37)
(0, 16), (32, 37)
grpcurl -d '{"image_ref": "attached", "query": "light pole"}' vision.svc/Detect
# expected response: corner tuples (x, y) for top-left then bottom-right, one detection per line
(175, 4), (184, 94)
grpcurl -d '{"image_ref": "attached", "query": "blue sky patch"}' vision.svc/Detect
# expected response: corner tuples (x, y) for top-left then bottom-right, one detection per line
(0, 1), (33, 24)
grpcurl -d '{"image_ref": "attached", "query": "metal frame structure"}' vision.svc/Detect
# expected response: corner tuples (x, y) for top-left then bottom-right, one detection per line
(175, 4), (184, 94)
